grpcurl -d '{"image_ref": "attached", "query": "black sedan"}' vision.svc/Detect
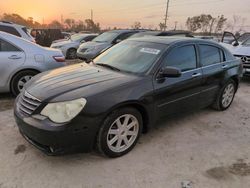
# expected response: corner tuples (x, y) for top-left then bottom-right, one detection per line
(14, 37), (242, 158)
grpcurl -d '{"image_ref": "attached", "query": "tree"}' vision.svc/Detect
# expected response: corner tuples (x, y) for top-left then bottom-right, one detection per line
(131, 22), (141, 29)
(159, 22), (165, 31)
(85, 19), (101, 32)
(48, 20), (63, 29)
(64, 18), (75, 29)
(186, 14), (228, 34)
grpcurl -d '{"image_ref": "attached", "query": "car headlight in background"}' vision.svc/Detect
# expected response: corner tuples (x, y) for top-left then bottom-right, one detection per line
(41, 98), (87, 124)
(85, 46), (101, 53)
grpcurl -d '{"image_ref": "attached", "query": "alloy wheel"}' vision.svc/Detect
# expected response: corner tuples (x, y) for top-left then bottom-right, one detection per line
(107, 114), (139, 153)
(17, 75), (33, 92)
(221, 83), (235, 108)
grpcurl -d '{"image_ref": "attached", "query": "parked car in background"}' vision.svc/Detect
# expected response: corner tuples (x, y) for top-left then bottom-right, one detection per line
(77, 30), (142, 61)
(51, 33), (98, 59)
(0, 21), (35, 42)
(130, 30), (193, 38)
(221, 31), (250, 76)
(15, 37), (241, 158)
(32, 29), (64, 47)
(0, 31), (66, 96)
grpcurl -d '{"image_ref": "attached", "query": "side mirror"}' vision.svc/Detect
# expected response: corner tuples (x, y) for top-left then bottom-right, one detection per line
(115, 39), (122, 44)
(80, 40), (86, 44)
(158, 67), (182, 78)
(232, 41), (239, 46)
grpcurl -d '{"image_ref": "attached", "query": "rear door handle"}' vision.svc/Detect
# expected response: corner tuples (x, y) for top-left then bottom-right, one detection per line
(8, 55), (22, 60)
(192, 73), (202, 78)
(222, 64), (228, 69)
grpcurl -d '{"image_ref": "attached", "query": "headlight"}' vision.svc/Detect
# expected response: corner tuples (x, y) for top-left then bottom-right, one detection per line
(41, 98), (87, 124)
(86, 46), (101, 53)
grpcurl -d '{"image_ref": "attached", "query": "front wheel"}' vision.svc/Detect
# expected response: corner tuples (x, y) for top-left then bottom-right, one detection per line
(212, 79), (236, 111)
(10, 70), (38, 96)
(66, 48), (77, 59)
(97, 107), (142, 158)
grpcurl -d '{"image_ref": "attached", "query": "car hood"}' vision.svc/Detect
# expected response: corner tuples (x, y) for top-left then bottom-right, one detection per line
(79, 41), (110, 49)
(51, 40), (77, 47)
(25, 63), (136, 101)
(220, 42), (250, 56)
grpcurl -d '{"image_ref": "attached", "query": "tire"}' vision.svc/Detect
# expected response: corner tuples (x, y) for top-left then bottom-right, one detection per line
(10, 70), (39, 96)
(212, 79), (236, 111)
(66, 48), (77, 59)
(97, 107), (143, 158)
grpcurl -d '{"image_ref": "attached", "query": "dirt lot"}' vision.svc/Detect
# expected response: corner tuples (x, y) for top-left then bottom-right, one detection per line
(0, 78), (249, 188)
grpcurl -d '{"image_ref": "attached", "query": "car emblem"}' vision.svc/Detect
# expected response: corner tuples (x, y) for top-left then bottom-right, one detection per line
(241, 56), (248, 63)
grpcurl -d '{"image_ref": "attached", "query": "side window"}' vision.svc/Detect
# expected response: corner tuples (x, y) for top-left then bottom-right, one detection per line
(84, 36), (96, 42)
(199, 45), (222, 66)
(163, 45), (197, 72)
(117, 32), (135, 41)
(0, 39), (20, 52)
(0, 25), (21, 37)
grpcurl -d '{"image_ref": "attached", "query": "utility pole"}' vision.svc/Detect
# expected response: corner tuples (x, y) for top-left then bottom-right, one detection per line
(164, 0), (170, 31)
(174, 21), (178, 30)
(91, 9), (93, 21)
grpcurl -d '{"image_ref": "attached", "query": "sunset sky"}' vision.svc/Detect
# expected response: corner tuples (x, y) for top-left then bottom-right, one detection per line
(1, 0), (250, 29)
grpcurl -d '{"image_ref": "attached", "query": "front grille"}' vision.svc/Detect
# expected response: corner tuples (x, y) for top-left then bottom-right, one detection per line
(18, 91), (41, 116)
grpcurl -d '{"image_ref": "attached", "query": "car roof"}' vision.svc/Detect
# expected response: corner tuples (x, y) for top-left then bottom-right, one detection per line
(0, 21), (25, 28)
(128, 36), (220, 46)
(107, 29), (146, 34)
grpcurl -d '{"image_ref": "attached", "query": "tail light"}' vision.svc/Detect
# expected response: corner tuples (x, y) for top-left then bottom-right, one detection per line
(53, 56), (65, 62)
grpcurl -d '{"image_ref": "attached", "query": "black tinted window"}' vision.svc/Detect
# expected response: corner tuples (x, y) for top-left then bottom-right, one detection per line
(0, 25), (21, 37)
(164, 45), (197, 71)
(0, 39), (20, 52)
(84, 35), (96, 41)
(199, 45), (222, 66)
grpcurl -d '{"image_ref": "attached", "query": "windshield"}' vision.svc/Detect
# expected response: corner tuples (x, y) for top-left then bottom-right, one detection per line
(70, 34), (86, 42)
(242, 38), (250, 46)
(238, 33), (250, 43)
(93, 32), (119, 43)
(94, 40), (166, 74)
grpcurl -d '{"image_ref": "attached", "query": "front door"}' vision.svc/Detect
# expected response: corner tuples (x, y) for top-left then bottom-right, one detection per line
(153, 44), (203, 117)
(0, 38), (25, 88)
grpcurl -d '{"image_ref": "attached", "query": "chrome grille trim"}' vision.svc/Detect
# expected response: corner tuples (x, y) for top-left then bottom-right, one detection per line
(18, 91), (41, 116)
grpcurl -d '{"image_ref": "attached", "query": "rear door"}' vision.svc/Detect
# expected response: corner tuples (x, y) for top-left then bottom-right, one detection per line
(153, 44), (203, 117)
(198, 44), (227, 107)
(0, 38), (25, 88)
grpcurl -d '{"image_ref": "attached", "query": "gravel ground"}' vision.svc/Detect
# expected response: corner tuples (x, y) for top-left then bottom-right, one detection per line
(0, 76), (249, 188)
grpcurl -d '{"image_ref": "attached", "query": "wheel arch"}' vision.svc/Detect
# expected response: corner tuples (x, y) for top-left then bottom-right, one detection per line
(104, 101), (152, 133)
(9, 68), (40, 92)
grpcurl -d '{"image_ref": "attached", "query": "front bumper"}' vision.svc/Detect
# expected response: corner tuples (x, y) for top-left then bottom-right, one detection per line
(243, 64), (250, 76)
(14, 99), (102, 155)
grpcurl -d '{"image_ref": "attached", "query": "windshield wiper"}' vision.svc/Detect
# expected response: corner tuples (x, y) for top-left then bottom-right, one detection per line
(96, 63), (120, 72)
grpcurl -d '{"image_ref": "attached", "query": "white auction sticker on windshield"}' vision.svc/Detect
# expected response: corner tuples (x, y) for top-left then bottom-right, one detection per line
(140, 48), (161, 55)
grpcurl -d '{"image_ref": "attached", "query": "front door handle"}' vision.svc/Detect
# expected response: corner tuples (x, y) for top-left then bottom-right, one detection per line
(8, 55), (22, 60)
(192, 73), (202, 78)
(222, 64), (228, 69)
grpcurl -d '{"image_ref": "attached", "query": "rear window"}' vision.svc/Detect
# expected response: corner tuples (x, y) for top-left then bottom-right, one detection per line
(199, 45), (222, 66)
(0, 25), (21, 37)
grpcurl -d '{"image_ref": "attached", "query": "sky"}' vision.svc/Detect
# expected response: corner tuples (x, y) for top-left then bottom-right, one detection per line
(1, 0), (250, 30)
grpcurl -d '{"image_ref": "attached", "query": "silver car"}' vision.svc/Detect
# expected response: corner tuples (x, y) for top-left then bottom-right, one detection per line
(51, 33), (98, 59)
(0, 31), (66, 96)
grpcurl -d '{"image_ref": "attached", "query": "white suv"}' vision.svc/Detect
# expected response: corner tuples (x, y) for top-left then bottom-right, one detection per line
(0, 21), (35, 42)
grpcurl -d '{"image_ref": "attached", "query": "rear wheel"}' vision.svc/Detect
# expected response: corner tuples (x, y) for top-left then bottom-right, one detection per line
(66, 48), (77, 59)
(11, 70), (38, 96)
(97, 107), (142, 158)
(212, 79), (236, 111)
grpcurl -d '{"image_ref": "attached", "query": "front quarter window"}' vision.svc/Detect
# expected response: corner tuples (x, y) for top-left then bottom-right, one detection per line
(94, 41), (166, 74)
